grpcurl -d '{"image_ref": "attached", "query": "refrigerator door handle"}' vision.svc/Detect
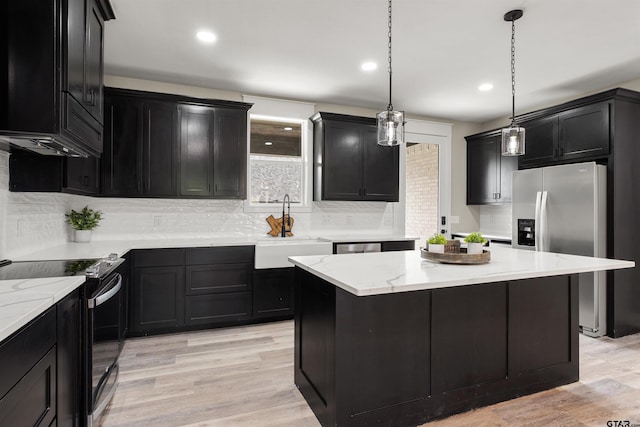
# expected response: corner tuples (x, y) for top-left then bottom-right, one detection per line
(534, 191), (543, 251)
(540, 191), (549, 252)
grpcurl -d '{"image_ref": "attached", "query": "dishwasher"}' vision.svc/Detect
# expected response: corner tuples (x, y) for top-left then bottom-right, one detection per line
(334, 242), (382, 254)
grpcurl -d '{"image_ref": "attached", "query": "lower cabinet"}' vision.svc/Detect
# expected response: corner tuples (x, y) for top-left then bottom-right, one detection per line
(186, 292), (252, 325)
(57, 289), (82, 427)
(253, 268), (295, 319)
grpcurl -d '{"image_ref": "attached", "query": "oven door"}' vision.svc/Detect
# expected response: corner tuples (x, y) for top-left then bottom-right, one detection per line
(87, 272), (122, 426)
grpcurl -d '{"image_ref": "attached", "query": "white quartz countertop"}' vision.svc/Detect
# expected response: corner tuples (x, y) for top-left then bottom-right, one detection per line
(315, 234), (419, 243)
(288, 246), (635, 296)
(1, 233), (419, 342)
(0, 276), (85, 342)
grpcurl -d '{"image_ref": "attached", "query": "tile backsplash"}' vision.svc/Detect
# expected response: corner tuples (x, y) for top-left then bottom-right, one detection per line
(0, 152), (395, 259)
(479, 204), (512, 238)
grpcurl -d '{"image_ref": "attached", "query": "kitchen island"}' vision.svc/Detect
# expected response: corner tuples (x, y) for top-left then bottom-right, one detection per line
(288, 247), (634, 427)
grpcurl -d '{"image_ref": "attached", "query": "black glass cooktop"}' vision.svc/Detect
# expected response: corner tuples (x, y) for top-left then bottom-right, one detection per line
(0, 259), (99, 280)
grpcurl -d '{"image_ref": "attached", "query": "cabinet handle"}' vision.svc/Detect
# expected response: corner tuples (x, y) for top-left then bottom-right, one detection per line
(496, 192), (501, 199)
(86, 89), (95, 106)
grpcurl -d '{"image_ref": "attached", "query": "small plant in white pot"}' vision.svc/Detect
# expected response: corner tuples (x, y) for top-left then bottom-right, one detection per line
(66, 206), (102, 243)
(427, 234), (447, 253)
(464, 232), (487, 254)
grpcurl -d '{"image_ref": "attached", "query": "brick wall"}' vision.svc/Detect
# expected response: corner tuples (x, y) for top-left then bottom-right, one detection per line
(406, 143), (439, 245)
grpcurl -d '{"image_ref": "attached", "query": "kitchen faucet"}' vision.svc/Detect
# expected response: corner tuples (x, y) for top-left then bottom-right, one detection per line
(281, 194), (291, 237)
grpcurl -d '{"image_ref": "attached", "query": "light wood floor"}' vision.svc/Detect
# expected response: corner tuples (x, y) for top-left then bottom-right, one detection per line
(102, 321), (640, 427)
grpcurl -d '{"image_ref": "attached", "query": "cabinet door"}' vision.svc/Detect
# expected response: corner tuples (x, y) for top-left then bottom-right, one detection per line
(518, 116), (559, 168)
(213, 108), (247, 199)
(466, 136), (498, 204)
(559, 102), (610, 161)
(65, 156), (99, 195)
(180, 105), (215, 197)
(56, 289), (82, 427)
(253, 268), (295, 318)
(142, 101), (179, 197)
(84, 0), (105, 123)
(65, 0), (85, 104)
(362, 125), (399, 201)
(322, 122), (363, 200)
(133, 266), (185, 332)
(102, 95), (143, 196)
(496, 154), (517, 203)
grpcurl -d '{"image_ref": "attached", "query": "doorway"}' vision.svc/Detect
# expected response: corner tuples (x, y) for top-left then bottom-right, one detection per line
(405, 143), (439, 244)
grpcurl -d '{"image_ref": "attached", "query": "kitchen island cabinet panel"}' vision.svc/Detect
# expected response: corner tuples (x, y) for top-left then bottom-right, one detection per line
(431, 283), (507, 393)
(294, 267), (580, 426)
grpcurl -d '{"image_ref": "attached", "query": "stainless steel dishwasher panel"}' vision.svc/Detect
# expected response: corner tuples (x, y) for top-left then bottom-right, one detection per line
(335, 242), (382, 254)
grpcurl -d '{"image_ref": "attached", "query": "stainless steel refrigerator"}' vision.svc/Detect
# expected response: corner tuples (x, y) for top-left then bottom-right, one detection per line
(512, 162), (607, 337)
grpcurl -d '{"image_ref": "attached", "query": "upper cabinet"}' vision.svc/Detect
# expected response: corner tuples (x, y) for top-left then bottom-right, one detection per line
(518, 101), (610, 169)
(0, 0), (115, 157)
(311, 112), (399, 202)
(465, 132), (517, 205)
(102, 88), (250, 199)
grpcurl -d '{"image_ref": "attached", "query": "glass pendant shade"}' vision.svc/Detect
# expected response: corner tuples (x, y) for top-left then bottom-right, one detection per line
(501, 125), (526, 156)
(377, 110), (404, 146)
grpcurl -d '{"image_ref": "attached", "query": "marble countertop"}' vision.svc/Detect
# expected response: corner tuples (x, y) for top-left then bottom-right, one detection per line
(0, 276), (85, 342)
(451, 231), (512, 243)
(1, 233), (418, 342)
(288, 246), (635, 296)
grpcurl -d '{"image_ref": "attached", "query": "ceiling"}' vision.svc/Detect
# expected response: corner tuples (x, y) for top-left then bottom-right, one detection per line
(104, 0), (640, 123)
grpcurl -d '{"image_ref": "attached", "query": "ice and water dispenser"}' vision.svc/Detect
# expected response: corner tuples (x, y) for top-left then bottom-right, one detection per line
(517, 219), (535, 247)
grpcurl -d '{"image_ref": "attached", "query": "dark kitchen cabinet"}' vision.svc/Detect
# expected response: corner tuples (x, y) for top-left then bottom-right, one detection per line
(311, 112), (399, 201)
(0, 308), (57, 427)
(184, 247), (253, 326)
(253, 268), (295, 319)
(8, 150), (99, 195)
(142, 101), (180, 197)
(132, 249), (186, 334)
(65, 156), (100, 195)
(518, 101), (610, 168)
(102, 88), (250, 199)
(0, 0), (114, 157)
(57, 288), (82, 427)
(465, 131), (517, 204)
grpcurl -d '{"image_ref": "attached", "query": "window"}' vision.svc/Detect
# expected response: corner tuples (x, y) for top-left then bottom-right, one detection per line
(249, 117), (303, 204)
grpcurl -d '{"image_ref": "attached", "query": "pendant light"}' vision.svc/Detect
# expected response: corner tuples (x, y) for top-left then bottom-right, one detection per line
(377, 0), (404, 146)
(501, 9), (525, 156)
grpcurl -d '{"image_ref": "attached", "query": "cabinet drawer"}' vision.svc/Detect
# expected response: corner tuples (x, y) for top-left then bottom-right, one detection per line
(185, 292), (252, 325)
(0, 307), (56, 399)
(0, 346), (57, 427)
(134, 249), (185, 267)
(186, 264), (252, 295)
(185, 246), (254, 265)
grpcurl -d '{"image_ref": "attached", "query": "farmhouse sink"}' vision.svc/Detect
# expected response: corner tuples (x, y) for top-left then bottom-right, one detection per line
(254, 238), (332, 269)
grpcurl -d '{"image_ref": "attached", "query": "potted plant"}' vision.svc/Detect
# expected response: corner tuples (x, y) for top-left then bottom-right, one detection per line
(66, 206), (103, 243)
(427, 234), (447, 253)
(464, 232), (487, 254)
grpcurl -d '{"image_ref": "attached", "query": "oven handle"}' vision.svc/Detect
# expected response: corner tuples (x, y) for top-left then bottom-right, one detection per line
(88, 273), (122, 309)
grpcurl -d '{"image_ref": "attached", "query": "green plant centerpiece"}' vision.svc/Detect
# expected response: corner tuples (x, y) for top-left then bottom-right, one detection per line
(66, 206), (102, 242)
(464, 232), (487, 254)
(427, 234), (447, 253)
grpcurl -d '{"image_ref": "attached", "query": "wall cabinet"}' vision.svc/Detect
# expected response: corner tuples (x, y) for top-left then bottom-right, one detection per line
(311, 112), (399, 202)
(1, 0), (114, 157)
(253, 268), (295, 319)
(8, 151), (100, 195)
(519, 101), (610, 169)
(465, 132), (517, 205)
(102, 88), (250, 199)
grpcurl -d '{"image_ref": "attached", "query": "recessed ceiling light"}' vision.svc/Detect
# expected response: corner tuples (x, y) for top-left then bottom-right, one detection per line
(361, 62), (377, 72)
(264, 141), (273, 146)
(478, 83), (494, 92)
(196, 30), (217, 43)
(283, 127), (293, 131)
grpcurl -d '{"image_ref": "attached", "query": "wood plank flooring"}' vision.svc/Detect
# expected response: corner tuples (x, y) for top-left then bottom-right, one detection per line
(102, 321), (640, 427)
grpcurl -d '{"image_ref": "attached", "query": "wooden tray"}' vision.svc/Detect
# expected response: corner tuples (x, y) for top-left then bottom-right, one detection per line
(420, 248), (490, 264)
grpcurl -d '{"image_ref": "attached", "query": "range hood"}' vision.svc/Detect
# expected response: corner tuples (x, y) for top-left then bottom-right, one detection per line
(0, 133), (88, 157)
